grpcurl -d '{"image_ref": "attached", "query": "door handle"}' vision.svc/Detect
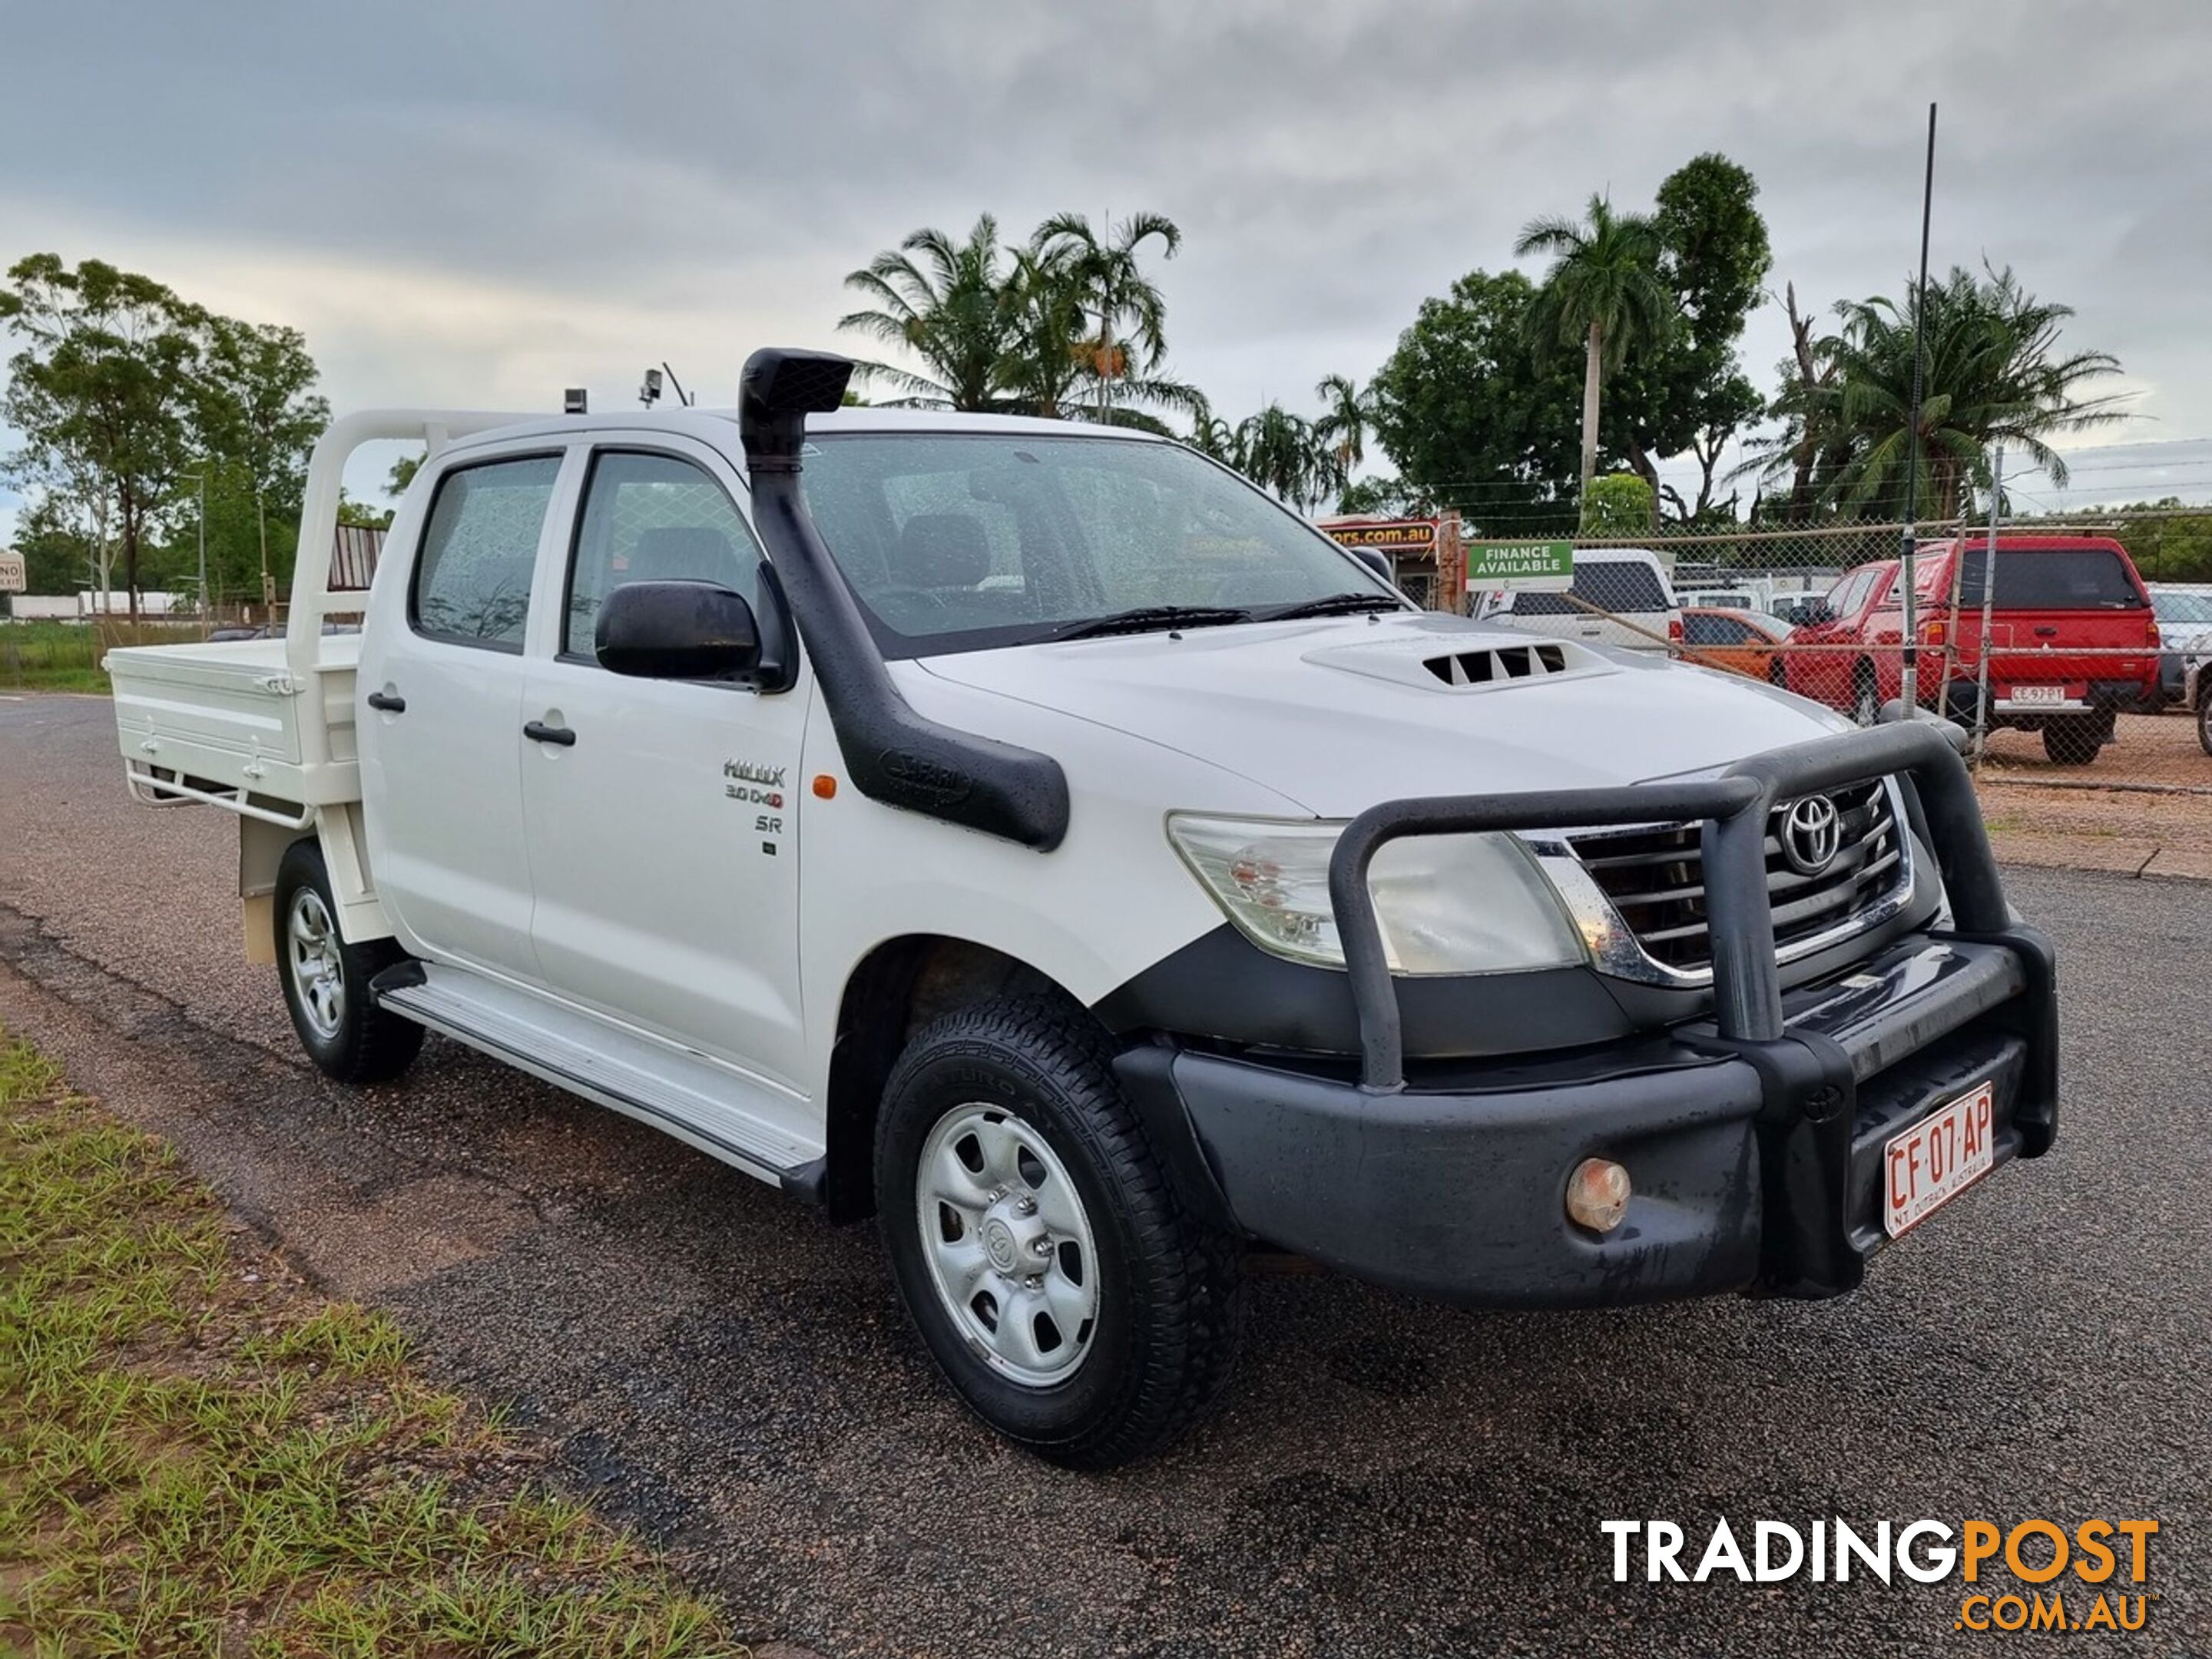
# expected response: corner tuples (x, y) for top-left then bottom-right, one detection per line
(366, 690), (406, 714)
(2034, 626), (2059, 637)
(524, 720), (576, 747)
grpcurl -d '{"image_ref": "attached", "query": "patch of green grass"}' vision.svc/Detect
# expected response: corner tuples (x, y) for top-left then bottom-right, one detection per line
(0, 622), (114, 693)
(0, 1033), (755, 1657)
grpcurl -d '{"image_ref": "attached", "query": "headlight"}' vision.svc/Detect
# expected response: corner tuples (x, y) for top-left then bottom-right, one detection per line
(1165, 814), (1584, 975)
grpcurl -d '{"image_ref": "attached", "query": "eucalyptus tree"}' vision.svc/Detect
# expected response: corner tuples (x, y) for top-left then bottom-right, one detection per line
(1515, 195), (1677, 503)
(0, 254), (206, 617)
(196, 316), (329, 602)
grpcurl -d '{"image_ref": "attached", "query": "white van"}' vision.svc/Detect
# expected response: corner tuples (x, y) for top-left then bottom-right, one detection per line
(102, 349), (2059, 1468)
(1477, 548), (1683, 651)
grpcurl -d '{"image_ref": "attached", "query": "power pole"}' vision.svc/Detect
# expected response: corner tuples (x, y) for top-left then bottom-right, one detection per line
(1972, 445), (2003, 763)
(1896, 102), (1938, 717)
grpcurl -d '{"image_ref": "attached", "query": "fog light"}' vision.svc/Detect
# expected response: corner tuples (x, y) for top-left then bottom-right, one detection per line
(1565, 1157), (1631, 1234)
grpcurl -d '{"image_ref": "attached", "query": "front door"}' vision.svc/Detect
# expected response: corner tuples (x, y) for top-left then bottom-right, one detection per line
(518, 441), (810, 1089)
(358, 449), (570, 979)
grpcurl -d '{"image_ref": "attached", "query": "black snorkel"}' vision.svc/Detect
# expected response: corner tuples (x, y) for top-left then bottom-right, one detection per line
(737, 346), (1071, 851)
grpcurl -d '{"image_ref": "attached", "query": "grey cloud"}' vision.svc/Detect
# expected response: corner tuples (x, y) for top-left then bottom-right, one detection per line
(4, 0), (2211, 518)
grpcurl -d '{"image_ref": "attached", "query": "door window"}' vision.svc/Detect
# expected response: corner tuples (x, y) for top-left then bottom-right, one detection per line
(565, 452), (763, 658)
(1684, 612), (1749, 647)
(410, 455), (561, 651)
(1827, 566), (1886, 619)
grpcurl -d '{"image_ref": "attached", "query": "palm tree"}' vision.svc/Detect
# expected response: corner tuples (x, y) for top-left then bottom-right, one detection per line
(1185, 404), (1240, 465)
(1233, 403), (1342, 513)
(1743, 265), (2127, 520)
(837, 216), (1016, 410)
(1313, 373), (1372, 475)
(994, 248), (1089, 419)
(1031, 211), (1181, 423)
(1515, 194), (1676, 503)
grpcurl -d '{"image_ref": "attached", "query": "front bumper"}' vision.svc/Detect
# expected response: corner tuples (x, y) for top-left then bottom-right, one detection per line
(1121, 926), (2055, 1307)
(1116, 722), (2058, 1309)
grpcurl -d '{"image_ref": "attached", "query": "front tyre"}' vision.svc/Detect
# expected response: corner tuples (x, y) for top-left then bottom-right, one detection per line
(876, 998), (1244, 1469)
(1852, 661), (1882, 727)
(274, 840), (425, 1084)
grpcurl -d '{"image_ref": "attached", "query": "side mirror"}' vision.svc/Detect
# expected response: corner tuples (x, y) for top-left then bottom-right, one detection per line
(1347, 545), (1395, 587)
(595, 580), (762, 680)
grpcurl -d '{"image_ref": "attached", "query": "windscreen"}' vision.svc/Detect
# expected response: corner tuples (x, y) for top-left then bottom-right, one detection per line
(798, 432), (1389, 655)
(1508, 561), (1672, 617)
(1956, 547), (2145, 610)
(2151, 590), (2212, 625)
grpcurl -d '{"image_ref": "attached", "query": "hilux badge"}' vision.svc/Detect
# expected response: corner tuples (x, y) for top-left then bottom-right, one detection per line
(1779, 794), (1843, 876)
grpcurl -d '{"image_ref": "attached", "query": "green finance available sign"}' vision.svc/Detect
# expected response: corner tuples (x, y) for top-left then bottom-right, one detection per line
(1465, 540), (1575, 591)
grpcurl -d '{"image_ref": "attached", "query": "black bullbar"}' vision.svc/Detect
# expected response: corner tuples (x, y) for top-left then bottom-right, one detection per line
(1119, 722), (2058, 1309)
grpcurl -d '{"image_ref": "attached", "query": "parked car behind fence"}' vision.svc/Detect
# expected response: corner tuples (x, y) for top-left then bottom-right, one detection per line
(1475, 548), (1684, 652)
(1783, 538), (2162, 763)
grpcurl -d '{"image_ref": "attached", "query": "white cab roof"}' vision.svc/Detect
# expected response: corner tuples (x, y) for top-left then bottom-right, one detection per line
(440, 405), (1172, 456)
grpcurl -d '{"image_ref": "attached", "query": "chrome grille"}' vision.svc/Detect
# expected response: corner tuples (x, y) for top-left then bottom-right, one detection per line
(1567, 780), (1905, 972)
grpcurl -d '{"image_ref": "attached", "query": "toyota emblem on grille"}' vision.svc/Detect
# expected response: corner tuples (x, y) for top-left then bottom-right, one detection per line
(1779, 794), (1843, 876)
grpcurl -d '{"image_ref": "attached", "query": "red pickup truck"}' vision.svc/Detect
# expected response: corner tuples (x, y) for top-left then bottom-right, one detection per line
(1783, 536), (2161, 763)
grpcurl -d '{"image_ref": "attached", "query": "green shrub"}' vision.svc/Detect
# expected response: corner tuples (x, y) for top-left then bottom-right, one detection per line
(1581, 473), (1655, 536)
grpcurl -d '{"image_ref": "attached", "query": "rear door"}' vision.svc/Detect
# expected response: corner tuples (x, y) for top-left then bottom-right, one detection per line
(1959, 542), (2157, 704)
(517, 439), (811, 1089)
(358, 448), (573, 976)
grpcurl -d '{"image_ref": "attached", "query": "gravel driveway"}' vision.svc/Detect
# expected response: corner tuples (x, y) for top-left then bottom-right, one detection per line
(2, 692), (2205, 1657)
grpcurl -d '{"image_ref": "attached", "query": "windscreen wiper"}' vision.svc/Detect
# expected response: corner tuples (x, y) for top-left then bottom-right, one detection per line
(1257, 591), (1408, 621)
(1043, 604), (1254, 641)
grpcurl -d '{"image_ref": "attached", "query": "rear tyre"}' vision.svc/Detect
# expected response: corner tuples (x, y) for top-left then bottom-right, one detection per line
(1766, 656), (1787, 687)
(274, 840), (425, 1084)
(875, 997), (1245, 1469)
(2041, 717), (2108, 767)
(2198, 690), (2212, 757)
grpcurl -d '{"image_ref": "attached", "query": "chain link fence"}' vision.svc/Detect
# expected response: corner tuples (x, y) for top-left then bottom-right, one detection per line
(1449, 509), (2211, 777)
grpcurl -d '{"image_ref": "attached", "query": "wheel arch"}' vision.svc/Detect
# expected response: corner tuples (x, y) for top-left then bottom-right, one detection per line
(240, 806), (394, 962)
(820, 934), (1083, 1224)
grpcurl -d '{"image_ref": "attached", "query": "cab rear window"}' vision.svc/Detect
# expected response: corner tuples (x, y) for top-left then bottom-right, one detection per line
(1957, 548), (2144, 610)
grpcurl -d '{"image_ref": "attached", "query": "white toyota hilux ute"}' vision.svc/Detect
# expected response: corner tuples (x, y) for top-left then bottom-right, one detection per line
(106, 348), (2059, 1468)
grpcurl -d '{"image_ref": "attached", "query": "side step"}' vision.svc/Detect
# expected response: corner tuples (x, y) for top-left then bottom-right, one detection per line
(371, 961), (823, 1193)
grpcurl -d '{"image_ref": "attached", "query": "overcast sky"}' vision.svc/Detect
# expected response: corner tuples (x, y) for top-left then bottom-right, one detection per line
(5, 0), (2212, 540)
